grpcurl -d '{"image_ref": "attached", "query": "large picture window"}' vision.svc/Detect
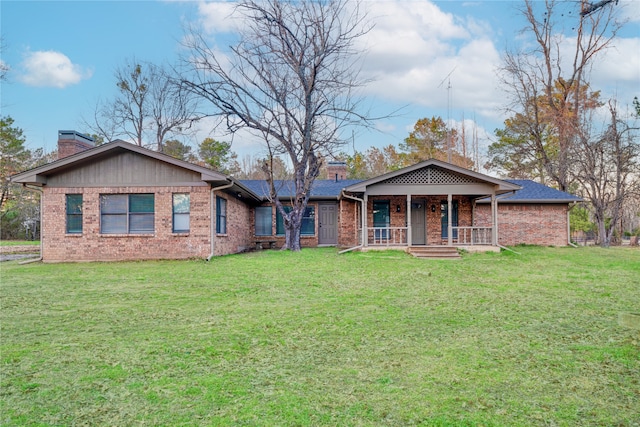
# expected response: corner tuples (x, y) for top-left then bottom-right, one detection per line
(276, 206), (315, 236)
(100, 194), (154, 234)
(216, 196), (227, 234)
(66, 194), (83, 234)
(173, 193), (190, 233)
(255, 206), (272, 236)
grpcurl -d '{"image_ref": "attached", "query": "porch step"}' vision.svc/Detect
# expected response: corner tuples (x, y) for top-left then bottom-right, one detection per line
(409, 246), (461, 259)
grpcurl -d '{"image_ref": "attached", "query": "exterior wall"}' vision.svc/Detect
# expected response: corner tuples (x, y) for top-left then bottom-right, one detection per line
(338, 198), (359, 248)
(42, 186), (213, 262)
(474, 203), (569, 246)
(213, 192), (253, 256)
(250, 201), (331, 249)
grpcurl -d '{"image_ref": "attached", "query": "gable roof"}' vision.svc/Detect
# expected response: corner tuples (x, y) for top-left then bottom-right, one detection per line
(11, 140), (230, 186)
(344, 159), (521, 194)
(477, 180), (582, 204)
(240, 179), (363, 200)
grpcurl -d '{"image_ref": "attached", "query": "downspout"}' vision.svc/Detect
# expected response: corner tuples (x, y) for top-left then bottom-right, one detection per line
(19, 184), (44, 264)
(567, 201), (578, 248)
(207, 181), (235, 261)
(338, 191), (365, 254)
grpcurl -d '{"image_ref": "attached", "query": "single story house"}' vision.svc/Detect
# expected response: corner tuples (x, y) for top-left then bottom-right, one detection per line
(11, 131), (582, 262)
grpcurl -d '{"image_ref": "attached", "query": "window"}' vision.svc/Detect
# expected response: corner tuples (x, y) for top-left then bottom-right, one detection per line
(100, 194), (154, 234)
(173, 193), (190, 233)
(216, 196), (227, 234)
(275, 206), (315, 236)
(276, 206), (292, 236)
(373, 200), (390, 239)
(301, 206), (315, 236)
(255, 206), (272, 236)
(441, 200), (459, 239)
(66, 194), (82, 234)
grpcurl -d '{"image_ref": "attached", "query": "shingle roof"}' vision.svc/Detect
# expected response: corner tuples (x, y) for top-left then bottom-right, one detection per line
(477, 179), (582, 203)
(240, 179), (363, 199)
(240, 178), (582, 204)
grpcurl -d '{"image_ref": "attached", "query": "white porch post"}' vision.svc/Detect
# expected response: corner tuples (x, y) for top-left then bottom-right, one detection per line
(406, 194), (412, 247)
(491, 191), (498, 245)
(363, 193), (369, 247)
(447, 193), (453, 246)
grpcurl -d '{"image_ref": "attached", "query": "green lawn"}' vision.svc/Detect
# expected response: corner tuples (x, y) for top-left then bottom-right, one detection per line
(0, 240), (40, 246)
(1, 247), (638, 426)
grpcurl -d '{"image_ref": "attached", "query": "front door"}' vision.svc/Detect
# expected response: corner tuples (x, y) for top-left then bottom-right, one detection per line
(411, 200), (426, 245)
(318, 203), (338, 245)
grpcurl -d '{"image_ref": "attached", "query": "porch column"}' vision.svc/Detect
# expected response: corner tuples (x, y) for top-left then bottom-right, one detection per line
(406, 194), (412, 246)
(491, 192), (498, 246)
(363, 193), (368, 247)
(447, 193), (453, 246)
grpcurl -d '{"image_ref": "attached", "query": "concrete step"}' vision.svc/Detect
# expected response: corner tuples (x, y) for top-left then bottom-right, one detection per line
(408, 246), (461, 259)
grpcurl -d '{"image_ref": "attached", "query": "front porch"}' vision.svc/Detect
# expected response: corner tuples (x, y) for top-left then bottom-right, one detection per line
(341, 159), (523, 251)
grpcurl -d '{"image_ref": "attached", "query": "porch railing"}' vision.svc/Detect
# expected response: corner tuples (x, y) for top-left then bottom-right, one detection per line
(355, 226), (493, 247)
(452, 226), (493, 245)
(363, 227), (409, 246)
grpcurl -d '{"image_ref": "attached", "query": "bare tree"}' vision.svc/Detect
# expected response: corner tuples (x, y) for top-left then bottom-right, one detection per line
(573, 101), (640, 247)
(83, 59), (199, 151)
(181, 0), (373, 251)
(498, 0), (624, 191)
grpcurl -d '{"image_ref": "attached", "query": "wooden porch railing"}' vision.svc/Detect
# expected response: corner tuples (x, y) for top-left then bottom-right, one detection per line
(356, 226), (493, 247)
(452, 226), (493, 245)
(362, 227), (409, 246)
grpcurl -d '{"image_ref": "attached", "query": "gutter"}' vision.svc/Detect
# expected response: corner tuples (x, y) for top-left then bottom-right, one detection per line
(19, 184), (44, 264)
(338, 191), (365, 254)
(207, 181), (235, 261)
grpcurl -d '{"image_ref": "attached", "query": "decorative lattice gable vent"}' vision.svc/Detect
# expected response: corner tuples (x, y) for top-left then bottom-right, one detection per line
(381, 166), (481, 185)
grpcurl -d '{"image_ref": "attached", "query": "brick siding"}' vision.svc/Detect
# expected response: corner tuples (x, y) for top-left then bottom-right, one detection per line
(41, 186), (252, 262)
(474, 203), (569, 246)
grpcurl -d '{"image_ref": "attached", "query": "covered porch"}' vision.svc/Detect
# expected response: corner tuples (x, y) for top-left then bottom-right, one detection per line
(342, 160), (521, 249)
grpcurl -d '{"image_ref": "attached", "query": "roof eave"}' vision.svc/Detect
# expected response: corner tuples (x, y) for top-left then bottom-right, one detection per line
(476, 198), (583, 204)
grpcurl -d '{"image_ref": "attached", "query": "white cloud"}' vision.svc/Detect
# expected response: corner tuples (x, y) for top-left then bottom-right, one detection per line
(19, 50), (92, 88)
(197, 1), (239, 33)
(354, 1), (502, 121)
(591, 37), (640, 91)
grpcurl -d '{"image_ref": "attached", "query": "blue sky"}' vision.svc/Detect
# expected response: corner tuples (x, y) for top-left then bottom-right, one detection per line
(1, 0), (639, 165)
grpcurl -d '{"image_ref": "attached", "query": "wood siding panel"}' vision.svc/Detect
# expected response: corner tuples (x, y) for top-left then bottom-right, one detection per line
(46, 152), (204, 187)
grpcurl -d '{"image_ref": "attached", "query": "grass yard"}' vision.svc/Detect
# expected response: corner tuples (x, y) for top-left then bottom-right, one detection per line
(0, 240), (40, 246)
(1, 246), (639, 426)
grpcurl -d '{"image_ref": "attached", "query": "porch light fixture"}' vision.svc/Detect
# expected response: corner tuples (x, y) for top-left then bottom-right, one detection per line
(396, 204), (401, 213)
(431, 204), (436, 212)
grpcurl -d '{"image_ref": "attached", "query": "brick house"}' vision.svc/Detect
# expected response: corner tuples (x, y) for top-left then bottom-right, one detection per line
(11, 132), (581, 262)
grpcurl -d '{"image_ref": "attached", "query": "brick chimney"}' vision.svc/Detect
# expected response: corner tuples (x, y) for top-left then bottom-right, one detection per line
(57, 130), (94, 160)
(326, 160), (348, 182)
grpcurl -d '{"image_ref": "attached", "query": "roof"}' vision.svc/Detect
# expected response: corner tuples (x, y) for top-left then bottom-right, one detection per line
(476, 179), (583, 203)
(343, 158), (521, 194)
(240, 179), (363, 200)
(11, 140), (230, 186)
